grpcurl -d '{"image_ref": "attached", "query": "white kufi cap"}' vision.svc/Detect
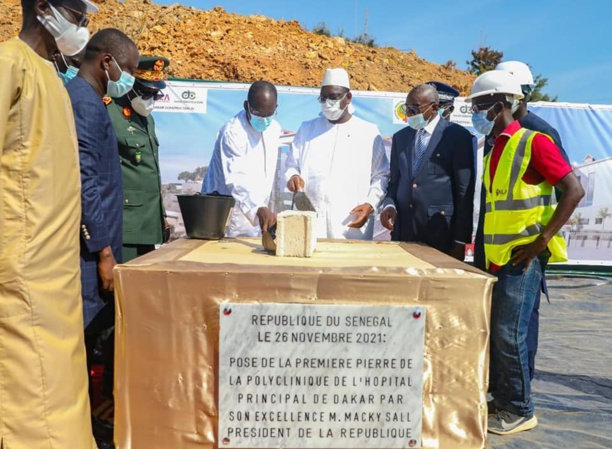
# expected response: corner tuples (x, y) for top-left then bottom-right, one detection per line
(321, 68), (350, 89)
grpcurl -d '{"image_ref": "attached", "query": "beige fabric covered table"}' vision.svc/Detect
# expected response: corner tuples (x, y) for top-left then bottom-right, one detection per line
(114, 238), (494, 449)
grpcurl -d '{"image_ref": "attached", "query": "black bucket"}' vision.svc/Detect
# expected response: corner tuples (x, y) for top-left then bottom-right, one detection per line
(177, 193), (235, 240)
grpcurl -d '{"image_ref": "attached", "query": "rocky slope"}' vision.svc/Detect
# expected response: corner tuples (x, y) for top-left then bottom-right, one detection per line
(0, 0), (475, 93)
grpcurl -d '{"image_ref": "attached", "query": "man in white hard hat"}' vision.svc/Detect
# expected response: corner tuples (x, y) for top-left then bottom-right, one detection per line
(473, 61), (572, 385)
(467, 70), (584, 435)
(285, 68), (389, 239)
(0, 0), (99, 447)
(494, 61), (570, 195)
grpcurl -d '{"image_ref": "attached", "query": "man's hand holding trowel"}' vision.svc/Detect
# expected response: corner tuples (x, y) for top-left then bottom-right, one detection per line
(256, 207), (276, 233)
(287, 175), (316, 212)
(287, 175), (372, 228)
(287, 174), (305, 195)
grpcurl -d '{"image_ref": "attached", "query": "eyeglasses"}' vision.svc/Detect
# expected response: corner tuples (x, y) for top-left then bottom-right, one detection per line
(402, 102), (434, 116)
(58, 4), (89, 27)
(317, 92), (347, 104)
(134, 88), (164, 101)
(248, 104), (277, 118)
(470, 102), (498, 114)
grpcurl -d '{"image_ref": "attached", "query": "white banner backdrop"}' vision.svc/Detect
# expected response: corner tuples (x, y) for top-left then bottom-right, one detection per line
(154, 80), (612, 266)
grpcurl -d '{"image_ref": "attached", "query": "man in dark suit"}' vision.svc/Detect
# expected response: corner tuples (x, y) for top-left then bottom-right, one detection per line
(381, 84), (475, 260)
(67, 28), (139, 449)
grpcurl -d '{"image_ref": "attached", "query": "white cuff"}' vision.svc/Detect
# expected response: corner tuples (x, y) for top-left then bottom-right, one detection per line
(284, 169), (300, 184)
(245, 206), (261, 226)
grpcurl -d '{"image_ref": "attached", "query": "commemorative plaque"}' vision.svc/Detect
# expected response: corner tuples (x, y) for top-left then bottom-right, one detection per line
(219, 303), (426, 448)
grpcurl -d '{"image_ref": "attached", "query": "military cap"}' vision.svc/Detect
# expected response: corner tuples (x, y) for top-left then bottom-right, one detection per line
(134, 56), (170, 90)
(426, 81), (460, 105)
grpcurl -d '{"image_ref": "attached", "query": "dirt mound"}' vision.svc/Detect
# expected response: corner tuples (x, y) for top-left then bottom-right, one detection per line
(0, 0), (475, 93)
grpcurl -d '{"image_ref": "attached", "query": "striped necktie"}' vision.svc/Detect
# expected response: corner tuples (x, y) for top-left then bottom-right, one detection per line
(412, 128), (427, 174)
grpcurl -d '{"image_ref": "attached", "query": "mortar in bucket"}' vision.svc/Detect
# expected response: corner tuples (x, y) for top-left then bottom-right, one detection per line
(177, 193), (235, 240)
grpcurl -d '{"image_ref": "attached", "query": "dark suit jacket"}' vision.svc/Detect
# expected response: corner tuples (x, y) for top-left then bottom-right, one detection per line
(385, 118), (475, 254)
(67, 76), (123, 327)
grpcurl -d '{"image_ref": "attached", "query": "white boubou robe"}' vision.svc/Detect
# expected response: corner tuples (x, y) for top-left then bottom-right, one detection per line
(202, 110), (282, 237)
(285, 114), (389, 240)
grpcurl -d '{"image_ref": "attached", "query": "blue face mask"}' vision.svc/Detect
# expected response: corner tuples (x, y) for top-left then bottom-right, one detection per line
(407, 113), (429, 130)
(406, 103), (434, 130)
(53, 55), (79, 85)
(471, 106), (496, 136)
(106, 57), (135, 98)
(249, 113), (273, 133)
(59, 65), (79, 84)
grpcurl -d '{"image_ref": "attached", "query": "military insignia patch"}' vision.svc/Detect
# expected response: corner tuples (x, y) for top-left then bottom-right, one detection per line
(102, 96), (112, 105)
(122, 106), (132, 118)
(135, 150), (142, 163)
(126, 126), (136, 134)
(154, 59), (165, 71)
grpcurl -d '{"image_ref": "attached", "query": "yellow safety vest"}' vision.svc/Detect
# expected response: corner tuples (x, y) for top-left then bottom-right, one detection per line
(483, 128), (568, 268)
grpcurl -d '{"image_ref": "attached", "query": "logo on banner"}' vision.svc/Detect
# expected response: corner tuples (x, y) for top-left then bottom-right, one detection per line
(154, 82), (208, 114)
(181, 90), (197, 100)
(449, 97), (475, 130)
(156, 93), (171, 102)
(393, 100), (407, 124)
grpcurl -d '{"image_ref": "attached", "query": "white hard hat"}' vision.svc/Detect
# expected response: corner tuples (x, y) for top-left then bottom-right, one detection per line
(465, 70), (524, 102)
(80, 0), (99, 13)
(495, 61), (535, 87)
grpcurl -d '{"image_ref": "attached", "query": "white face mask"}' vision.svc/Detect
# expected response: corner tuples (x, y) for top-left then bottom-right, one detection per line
(37, 4), (89, 56)
(130, 95), (155, 117)
(321, 102), (347, 121)
(510, 98), (520, 114)
(320, 92), (350, 121)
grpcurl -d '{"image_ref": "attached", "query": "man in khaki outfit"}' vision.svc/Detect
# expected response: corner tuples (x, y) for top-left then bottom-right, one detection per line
(0, 0), (98, 447)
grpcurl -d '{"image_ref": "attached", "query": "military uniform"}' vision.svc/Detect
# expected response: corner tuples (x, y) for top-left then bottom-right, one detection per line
(106, 56), (169, 262)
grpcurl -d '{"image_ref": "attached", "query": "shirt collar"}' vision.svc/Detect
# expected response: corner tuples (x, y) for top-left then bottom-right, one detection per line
(18, 38), (55, 68)
(498, 119), (521, 138)
(423, 112), (440, 135)
(239, 109), (257, 134)
(492, 120), (521, 148)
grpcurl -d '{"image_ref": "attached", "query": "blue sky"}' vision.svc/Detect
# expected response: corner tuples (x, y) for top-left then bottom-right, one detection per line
(154, 0), (610, 105)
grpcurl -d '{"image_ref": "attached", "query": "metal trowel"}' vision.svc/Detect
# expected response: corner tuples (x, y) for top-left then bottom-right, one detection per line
(262, 224), (277, 253)
(292, 191), (316, 212)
